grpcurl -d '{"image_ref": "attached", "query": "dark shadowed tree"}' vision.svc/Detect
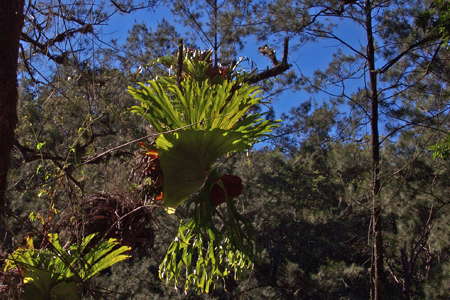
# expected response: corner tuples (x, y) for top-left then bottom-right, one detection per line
(0, 1), (25, 234)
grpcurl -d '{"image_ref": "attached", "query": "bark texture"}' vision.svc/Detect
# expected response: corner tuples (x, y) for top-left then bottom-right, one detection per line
(365, 1), (385, 299)
(0, 1), (25, 221)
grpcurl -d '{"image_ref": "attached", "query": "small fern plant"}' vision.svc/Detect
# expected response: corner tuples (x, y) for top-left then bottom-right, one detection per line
(3, 233), (131, 300)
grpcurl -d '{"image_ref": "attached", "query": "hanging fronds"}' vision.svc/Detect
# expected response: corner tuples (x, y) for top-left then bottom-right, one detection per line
(129, 49), (282, 294)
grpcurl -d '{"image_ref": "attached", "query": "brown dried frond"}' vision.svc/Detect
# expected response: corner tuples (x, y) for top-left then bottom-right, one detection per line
(0, 267), (23, 300)
(75, 192), (155, 252)
(128, 146), (163, 203)
(62, 144), (166, 253)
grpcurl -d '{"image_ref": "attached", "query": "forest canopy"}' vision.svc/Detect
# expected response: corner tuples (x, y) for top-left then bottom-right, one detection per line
(0, 1), (448, 299)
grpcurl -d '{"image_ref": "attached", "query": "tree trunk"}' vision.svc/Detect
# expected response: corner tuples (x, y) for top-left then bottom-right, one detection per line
(0, 1), (25, 230)
(365, 1), (385, 299)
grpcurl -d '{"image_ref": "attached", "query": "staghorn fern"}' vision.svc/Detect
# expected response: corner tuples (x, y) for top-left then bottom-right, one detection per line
(129, 52), (278, 294)
(129, 77), (274, 134)
(3, 233), (131, 300)
(129, 64), (277, 211)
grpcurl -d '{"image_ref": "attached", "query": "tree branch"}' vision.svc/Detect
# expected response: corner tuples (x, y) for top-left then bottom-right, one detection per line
(378, 35), (437, 74)
(177, 39), (183, 89)
(14, 140), (64, 162)
(218, 37), (291, 113)
(245, 37), (291, 84)
(308, 29), (367, 59)
(110, 0), (152, 14)
(20, 24), (93, 65)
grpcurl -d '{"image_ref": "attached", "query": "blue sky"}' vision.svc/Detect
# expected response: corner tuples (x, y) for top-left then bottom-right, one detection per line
(102, 5), (366, 119)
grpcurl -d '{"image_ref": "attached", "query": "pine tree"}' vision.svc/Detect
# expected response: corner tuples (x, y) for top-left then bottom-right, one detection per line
(248, 0), (449, 298)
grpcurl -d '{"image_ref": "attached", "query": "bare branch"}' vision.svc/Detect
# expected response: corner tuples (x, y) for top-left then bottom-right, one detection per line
(245, 37), (291, 84)
(110, 0), (153, 14)
(177, 39), (183, 88)
(308, 29), (367, 59)
(20, 22), (93, 65)
(81, 124), (201, 165)
(14, 140), (64, 163)
(378, 35), (437, 74)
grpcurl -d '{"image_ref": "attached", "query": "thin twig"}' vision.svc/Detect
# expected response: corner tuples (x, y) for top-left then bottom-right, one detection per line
(81, 124), (197, 165)
(177, 39), (184, 89)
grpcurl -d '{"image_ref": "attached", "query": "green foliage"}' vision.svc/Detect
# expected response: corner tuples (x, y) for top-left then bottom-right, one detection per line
(35, 141), (46, 151)
(3, 233), (131, 299)
(128, 51), (276, 292)
(6, 1), (449, 298)
(159, 218), (253, 294)
(158, 175), (256, 295)
(417, 0), (450, 45)
(129, 76), (274, 134)
(155, 129), (248, 210)
(429, 134), (450, 159)
(129, 55), (277, 211)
